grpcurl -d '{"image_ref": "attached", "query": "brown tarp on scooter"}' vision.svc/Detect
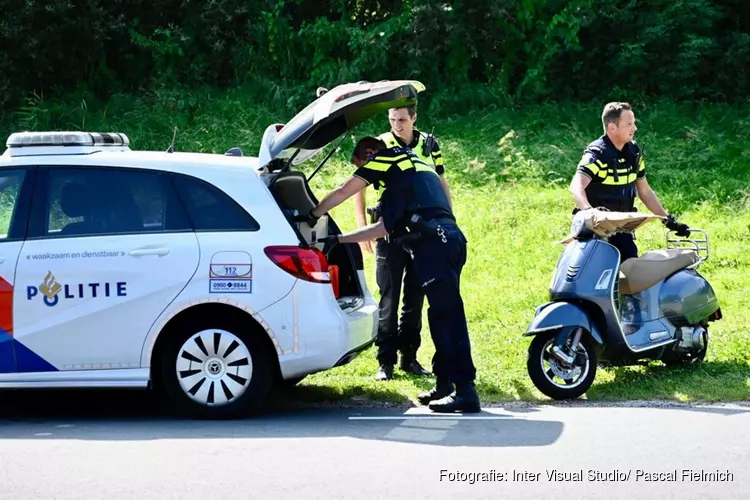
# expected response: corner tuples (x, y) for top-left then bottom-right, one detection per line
(559, 209), (665, 244)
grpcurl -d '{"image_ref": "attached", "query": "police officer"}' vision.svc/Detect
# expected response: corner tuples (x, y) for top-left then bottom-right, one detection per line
(307, 136), (480, 413)
(352, 105), (450, 381)
(569, 101), (690, 261)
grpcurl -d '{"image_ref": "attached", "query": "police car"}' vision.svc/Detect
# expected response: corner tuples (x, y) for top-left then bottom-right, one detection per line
(0, 80), (425, 418)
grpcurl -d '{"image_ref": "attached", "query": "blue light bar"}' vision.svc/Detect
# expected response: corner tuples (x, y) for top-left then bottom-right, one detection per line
(6, 131), (130, 148)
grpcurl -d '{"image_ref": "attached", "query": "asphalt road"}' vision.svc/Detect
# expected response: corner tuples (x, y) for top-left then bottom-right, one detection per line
(0, 389), (747, 499)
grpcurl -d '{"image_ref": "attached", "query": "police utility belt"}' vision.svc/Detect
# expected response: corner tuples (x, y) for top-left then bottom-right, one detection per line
(390, 213), (454, 247)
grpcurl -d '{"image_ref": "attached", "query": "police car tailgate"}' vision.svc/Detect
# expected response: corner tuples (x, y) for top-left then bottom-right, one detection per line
(257, 80), (425, 168)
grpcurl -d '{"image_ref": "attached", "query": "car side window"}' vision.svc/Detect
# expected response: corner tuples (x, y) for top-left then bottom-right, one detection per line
(45, 167), (190, 237)
(0, 169), (27, 241)
(170, 173), (260, 231)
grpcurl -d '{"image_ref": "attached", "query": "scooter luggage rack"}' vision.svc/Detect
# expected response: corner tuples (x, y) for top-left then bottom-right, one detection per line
(666, 229), (709, 264)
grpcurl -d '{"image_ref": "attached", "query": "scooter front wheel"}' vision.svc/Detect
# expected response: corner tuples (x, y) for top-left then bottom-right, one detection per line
(527, 331), (597, 400)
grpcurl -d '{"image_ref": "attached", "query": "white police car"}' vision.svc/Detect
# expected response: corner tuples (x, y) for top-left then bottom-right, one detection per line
(0, 80), (424, 418)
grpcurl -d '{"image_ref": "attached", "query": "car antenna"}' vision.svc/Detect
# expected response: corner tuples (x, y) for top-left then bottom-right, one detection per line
(166, 126), (178, 153)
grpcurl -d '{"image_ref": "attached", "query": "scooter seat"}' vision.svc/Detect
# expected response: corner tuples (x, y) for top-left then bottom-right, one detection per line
(619, 249), (699, 295)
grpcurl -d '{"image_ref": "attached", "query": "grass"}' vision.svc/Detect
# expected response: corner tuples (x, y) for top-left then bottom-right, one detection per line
(2, 89), (749, 405)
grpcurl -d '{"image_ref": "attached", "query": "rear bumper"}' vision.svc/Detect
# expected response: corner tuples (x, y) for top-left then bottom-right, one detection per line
(277, 279), (378, 380)
(334, 338), (375, 367)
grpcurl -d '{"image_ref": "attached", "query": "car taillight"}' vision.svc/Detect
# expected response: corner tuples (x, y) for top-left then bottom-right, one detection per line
(264, 246), (330, 283)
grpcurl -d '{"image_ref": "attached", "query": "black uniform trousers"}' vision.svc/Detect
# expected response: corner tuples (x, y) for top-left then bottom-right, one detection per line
(403, 223), (476, 384)
(608, 232), (638, 262)
(374, 238), (424, 366)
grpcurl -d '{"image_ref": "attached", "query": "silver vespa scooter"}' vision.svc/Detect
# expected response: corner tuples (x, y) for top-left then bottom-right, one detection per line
(523, 209), (723, 400)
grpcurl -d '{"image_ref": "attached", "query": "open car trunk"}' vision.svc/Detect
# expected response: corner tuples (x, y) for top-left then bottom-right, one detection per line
(266, 170), (365, 310)
(253, 80), (426, 310)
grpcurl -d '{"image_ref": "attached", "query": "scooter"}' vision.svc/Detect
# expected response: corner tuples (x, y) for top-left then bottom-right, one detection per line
(523, 209), (723, 400)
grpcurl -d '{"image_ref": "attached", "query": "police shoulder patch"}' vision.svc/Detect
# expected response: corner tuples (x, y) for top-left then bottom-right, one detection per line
(585, 137), (605, 153)
(585, 144), (603, 157)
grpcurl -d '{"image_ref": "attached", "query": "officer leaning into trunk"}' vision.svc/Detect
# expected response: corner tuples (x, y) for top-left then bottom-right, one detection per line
(352, 105), (452, 381)
(306, 136), (480, 413)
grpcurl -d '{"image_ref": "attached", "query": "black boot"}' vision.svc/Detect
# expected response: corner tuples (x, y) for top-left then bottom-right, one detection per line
(428, 382), (481, 413)
(416, 380), (454, 405)
(400, 357), (430, 376)
(374, 364), (394, 381)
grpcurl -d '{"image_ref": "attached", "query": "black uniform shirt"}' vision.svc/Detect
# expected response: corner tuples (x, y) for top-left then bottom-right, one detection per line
(576, 135), (646, 212)
(353, 146), (434, 189)
(354, 146), (450, 231)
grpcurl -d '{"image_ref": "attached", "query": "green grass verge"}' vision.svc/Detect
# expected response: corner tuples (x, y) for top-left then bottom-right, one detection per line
(2, 89), (749, 404)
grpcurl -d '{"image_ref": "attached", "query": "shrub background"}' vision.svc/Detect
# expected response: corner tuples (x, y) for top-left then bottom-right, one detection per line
(1, 0), (749, 112)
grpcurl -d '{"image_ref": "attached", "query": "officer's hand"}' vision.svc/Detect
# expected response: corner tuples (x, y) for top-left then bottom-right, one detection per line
(306, 208), (321, 227)
(318, 235), (340, 255)
(359, 240), (373, 254)
(664, 214), (691, 237)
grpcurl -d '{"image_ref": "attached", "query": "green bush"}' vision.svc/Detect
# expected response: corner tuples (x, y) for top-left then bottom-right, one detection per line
(0, 0), (748, 113)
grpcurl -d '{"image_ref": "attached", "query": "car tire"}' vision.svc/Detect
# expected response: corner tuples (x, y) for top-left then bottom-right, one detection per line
(160, 318), (273, 419)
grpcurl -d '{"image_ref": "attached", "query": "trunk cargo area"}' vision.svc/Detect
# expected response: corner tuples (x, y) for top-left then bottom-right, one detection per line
(266, 171), (366, 309)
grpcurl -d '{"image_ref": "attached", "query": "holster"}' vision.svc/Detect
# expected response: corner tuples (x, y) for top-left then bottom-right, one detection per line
(366, 206), (381, 224)
(391, 231), (424, 248)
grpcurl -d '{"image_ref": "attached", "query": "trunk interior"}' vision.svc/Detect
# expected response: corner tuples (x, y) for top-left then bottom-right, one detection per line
(265, 170), (365, 310)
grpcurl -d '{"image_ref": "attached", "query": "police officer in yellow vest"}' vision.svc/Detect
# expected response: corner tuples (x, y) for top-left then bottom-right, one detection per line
(570, 102), (691, 261)
(353, 105), (452, 381)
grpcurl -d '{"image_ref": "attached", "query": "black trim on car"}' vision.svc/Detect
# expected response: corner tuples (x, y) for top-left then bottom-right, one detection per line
(333, 339), (374, 367)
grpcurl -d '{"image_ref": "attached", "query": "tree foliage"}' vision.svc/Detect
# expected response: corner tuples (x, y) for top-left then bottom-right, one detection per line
(0, 0), (748, 110)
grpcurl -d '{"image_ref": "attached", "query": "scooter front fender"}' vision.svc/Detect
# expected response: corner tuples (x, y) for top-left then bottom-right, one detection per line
(524, 301), (603, 345)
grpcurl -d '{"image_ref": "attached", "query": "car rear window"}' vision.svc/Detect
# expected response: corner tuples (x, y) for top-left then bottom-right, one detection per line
(170, 174), (260, 232)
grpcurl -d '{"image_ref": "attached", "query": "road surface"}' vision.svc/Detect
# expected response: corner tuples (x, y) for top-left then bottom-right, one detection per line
(0, 389), (747, 499)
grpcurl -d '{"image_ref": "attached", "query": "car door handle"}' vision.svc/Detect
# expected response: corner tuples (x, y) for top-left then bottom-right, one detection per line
(129, 247), (170, 257)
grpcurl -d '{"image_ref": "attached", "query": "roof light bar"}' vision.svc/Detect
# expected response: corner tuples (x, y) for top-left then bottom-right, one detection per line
(6, 131), (130, 148)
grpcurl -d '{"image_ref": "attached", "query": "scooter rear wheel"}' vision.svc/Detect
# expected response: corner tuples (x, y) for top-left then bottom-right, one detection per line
(527, 331), (597, 400)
